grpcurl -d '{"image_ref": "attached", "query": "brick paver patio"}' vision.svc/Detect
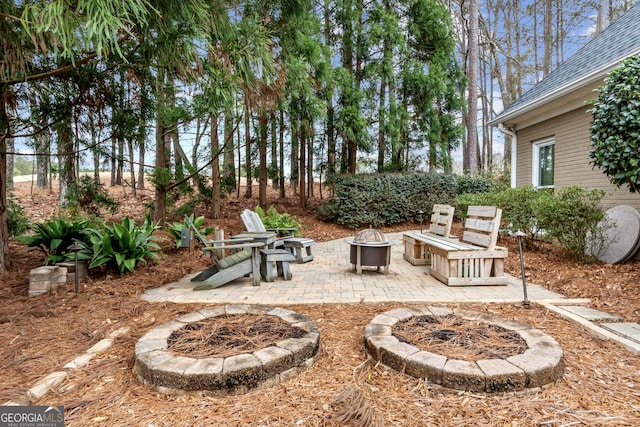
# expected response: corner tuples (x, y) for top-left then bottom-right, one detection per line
(142, 232), (564, 305)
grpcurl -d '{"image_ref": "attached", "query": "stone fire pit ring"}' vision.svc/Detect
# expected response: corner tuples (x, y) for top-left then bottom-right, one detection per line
(364, 306), (564, 393)
(134, 305), (320, 396)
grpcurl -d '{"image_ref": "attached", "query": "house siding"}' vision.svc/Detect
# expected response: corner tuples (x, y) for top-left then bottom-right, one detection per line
(516, 105), (640, 211)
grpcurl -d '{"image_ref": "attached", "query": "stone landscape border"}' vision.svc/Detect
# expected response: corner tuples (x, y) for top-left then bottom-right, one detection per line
(364, 306), (564, 393)
(134, 305), (320, 396)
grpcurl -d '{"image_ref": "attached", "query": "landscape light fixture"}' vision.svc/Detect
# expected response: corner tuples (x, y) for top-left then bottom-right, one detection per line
(513, 231), (530, 308)
(67, 242), (83, 294)
(417, 210), (425, 233)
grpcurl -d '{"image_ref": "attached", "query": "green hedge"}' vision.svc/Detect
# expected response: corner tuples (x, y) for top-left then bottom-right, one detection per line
(317, 173), (495, 228)
(456, 185), (606, 261)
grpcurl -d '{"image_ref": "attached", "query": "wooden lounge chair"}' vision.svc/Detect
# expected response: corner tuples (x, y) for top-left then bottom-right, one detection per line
(240, 209), (315, 263)
(184, 217), (264, 290)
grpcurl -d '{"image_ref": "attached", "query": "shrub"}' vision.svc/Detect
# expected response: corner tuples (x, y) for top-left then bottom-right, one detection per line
(255, 205), (302, 236)
(68, 175), (119, 215)
(454, 192), (500, 219)
(8, 191), (30, 237)
(317, 173), (495, 228)
(456, 185), (605, 256)
(89, 214), (161, 274)
(455, 173), (501, 195)
(16, 217), (97, 265)
(589, 54), (640, 193)
(457, 186), (551, 248)
(533, 186), (606, 261)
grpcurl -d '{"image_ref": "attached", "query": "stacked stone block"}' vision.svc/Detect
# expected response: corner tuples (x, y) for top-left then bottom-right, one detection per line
(28, 266), (68, 297)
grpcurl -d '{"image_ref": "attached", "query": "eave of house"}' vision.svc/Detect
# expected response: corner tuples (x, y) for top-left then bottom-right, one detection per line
(487, 65), (618, 131)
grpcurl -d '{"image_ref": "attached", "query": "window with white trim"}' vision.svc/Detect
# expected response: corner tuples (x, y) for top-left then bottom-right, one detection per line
(532, 138), (555, 188)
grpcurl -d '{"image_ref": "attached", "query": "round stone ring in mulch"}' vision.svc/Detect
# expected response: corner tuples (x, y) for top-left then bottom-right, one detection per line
(364, 307), (564, 393)
(134, 305), (320, 396)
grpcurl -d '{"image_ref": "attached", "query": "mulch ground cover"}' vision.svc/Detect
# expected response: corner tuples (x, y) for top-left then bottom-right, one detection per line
(2, 179), (640, 426)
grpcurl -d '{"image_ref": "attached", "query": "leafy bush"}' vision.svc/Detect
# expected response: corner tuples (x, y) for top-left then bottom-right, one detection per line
(454, 192), (500, 219)
(255, 205), (302, 236)
(8, 191), (30, 237)
(457, 186), (550, 248)
(166, 215), (215, 248)
(455, 173), (502, 195)
(456, 185), (606, 259)
(589, 54), (640, 193)
(89, 214), (161, 274)
(317, 173), (495, 228)
(173, 199), (197, 217)
(17, 217), (97, 265)
(68, 175), (119, 215)
(533, 186), (606, 261)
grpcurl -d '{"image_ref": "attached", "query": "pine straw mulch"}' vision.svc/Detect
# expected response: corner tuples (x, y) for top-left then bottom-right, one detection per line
(167, 314), (307, 359)
(28, 301), (640, 426)
(392, 314), (528, 361)
(2, 179), (640, 425)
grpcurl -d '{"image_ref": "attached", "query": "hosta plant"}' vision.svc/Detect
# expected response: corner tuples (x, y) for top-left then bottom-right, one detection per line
(89, 214), (162, 274)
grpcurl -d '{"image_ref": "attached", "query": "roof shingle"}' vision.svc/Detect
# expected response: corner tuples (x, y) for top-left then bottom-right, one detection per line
(492, 3), (640, 123)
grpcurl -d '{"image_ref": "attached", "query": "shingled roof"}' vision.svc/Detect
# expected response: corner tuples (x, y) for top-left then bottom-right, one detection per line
(490, 2), (640, 125)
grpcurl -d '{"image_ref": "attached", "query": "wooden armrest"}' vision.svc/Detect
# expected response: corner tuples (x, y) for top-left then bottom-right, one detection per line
(202, 241), (264, 251)
(210, 237), (254, 244)
(266, 227), (297, 235)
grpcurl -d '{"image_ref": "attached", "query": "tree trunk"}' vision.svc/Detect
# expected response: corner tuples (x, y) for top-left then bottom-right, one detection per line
(543, 0), (553, 76)
(299, 113), (307, 209)
(0, 99), (10, 272)
(36, 133), (49, 190)
(596, 0), (609, 34)
(211, 113), (221, 219)
(377, 73), (387, 172)
(466, 0), (480, 175)
(136, 124), (146, 190)
(223, 109), (236, 193)
(270, 111), (278, 190)
(6, 138), (13, 189)
(279, 108), (285, 199)
(290, 103), (299, 195)
(258, 110), (267, 207)
(324, 0), (336, 176)
(128, 139), (136, 197)
(244, 92), (252, 198)
(57, 105), (75, 206)
(88, 107), (100, 184)
(308, 125), (314, 198)
(154, 67), (169, 223)
(110, 137), (116, 186)
(116, 136), (123, 186)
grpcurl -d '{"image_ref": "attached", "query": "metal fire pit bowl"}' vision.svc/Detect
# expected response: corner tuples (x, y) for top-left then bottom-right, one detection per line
(346, 228), (393, 275)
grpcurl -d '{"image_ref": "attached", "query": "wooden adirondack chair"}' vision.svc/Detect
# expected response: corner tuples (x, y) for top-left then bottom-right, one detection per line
(240, 209), (315, 263)
(185, 217), (264, 290)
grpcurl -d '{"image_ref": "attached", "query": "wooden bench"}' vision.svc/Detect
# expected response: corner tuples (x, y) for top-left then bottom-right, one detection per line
(184, 217), (264, 290)
(426, 206), (508, 286)
(240, 209), (316, 263)
(403, 204), (455, 265)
